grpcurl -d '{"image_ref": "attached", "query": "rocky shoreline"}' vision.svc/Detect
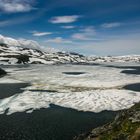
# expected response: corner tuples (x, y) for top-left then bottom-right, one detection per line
(74, 102), (140, 140)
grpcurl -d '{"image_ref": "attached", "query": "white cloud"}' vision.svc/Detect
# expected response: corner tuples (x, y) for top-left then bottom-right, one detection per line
(101, 22), (121, 28)
(72, 33), (87, 40)
(31, 31), (52, 37)
(0, 0), (35, 13)
(49, 15), (80, 24)
(61, 26), (75, 29)
(72, 26), (96, 40)
(46, 37), (72, 44)
(0, 34), (42, 50)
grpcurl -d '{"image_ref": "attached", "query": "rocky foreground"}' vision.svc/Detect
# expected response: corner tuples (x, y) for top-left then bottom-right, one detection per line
(74, 102), (140, 140)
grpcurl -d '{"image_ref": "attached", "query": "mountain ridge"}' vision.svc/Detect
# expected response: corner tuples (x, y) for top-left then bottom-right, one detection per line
(0, 35), (140, 65)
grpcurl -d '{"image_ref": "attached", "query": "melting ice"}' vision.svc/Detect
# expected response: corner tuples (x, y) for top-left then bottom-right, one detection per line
(0, 63), (140, 115)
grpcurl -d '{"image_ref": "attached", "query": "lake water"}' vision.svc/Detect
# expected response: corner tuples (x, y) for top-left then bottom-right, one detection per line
(0, 63), (140, 140)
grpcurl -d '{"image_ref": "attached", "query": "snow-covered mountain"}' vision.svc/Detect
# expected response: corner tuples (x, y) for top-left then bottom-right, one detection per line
(0, 34), (140, 65)
(0, 35), (40, 50)
(88, 55), (140, 63)
(0, 35), (87, 64)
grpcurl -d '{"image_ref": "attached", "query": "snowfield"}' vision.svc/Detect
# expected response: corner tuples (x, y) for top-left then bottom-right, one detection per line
(0, 64), (140, 115)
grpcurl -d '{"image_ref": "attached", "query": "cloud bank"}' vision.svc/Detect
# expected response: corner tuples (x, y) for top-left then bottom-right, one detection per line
(72, 26), (96, 40)
(0, 0), (35, 13)
(49, 15), (80, 24)
(101, 22), (121, 28)
(31, 31), (52, 37)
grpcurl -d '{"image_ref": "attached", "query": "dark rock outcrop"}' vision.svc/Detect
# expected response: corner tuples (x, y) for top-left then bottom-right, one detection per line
(74, 103), (140, 140)
(17, 55), (30, 64)
(0, 68), (7, 76)
(0, 43), (8, 47)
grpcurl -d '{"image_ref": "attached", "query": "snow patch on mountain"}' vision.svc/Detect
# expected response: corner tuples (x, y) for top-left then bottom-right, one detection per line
(0, 34), (140, 65)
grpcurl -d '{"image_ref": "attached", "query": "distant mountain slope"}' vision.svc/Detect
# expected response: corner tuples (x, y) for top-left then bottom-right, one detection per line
(0, 35), (140, 65)
(0, 35), (86, 64)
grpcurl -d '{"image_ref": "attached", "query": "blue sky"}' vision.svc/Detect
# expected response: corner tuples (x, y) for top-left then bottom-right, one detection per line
(0, 0), (140, 55)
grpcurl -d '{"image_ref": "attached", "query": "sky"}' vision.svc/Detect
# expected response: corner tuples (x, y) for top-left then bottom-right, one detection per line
(0, 0), (140, 56)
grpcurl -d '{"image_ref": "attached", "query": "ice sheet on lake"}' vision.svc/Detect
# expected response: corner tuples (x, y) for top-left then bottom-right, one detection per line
(0, 64), (140, 115)
(0, 89), (140, 115)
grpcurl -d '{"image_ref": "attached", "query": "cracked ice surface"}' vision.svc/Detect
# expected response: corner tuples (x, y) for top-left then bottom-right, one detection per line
(0, 63), (140, 115)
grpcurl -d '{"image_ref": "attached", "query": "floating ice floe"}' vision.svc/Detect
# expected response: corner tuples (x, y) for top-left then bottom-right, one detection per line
(0, 64), (140, 115)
